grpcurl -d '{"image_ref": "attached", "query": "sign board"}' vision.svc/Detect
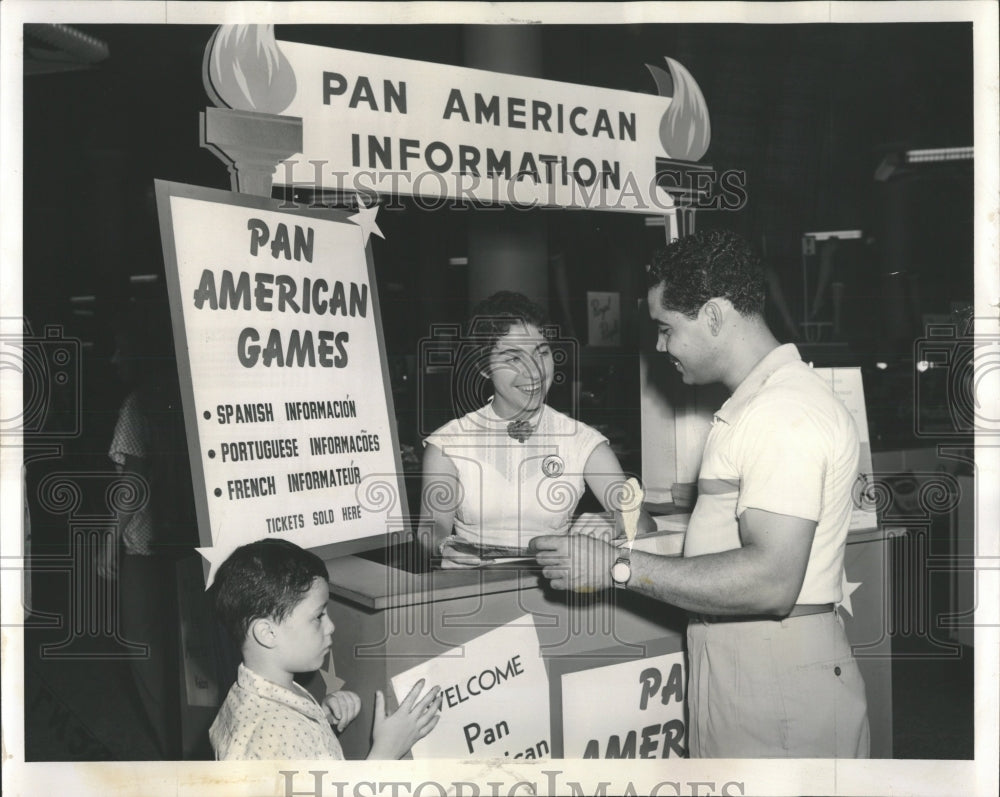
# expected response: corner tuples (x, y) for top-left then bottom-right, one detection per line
(274, 43), (709, 213)
(813, 367), (879, 532)
(155, 181), (407, 578)
(561, 651), (687, 759)
(587, 291), (621, 347)
(390, 616), (550, 759)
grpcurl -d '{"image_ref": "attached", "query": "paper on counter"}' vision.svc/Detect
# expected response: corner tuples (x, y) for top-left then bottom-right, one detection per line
(621, 476), (644, 543)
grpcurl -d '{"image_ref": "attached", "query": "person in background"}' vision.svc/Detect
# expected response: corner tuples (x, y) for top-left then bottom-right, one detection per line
(419, 290), (653, 568)
(209, 538), (442, 760)
(101, 296), (197, 758)
(531, 231), (869, 758)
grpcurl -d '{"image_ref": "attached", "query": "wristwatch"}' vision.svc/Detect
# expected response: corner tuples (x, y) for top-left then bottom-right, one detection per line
(611, 549), (632, 588)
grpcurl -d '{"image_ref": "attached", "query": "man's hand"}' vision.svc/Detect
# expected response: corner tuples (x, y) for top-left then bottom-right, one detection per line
(368, 679), (442, 759)
(323, 689), (362, 732)
(529, 532), (617, 593)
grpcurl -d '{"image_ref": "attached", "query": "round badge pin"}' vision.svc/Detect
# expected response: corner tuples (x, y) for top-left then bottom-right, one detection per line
(541, 454), (565, 478)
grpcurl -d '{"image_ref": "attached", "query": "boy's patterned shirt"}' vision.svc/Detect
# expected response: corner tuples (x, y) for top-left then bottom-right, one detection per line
(210, 663), (345, 760)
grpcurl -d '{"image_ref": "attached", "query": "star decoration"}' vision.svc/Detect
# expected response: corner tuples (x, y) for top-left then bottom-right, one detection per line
(198, 527), (239, 590)
(348, 195), (384, 245)
(837, 570), (863, 617)
(318, 651), (345, 694)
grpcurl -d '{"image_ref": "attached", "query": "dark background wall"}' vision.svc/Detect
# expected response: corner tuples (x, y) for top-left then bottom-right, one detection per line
(23, 22), (973, 317)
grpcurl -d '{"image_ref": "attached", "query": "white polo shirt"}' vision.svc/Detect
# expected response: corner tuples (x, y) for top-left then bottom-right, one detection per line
(683, 344), (860, 604)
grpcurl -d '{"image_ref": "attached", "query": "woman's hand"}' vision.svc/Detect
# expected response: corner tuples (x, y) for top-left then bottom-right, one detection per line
(438, 538), (486, 569)
(368, 679), (442, 759)
(95, 534), (119, 581)
(323, 689), (362, 732)
(569, 512), (619, 540)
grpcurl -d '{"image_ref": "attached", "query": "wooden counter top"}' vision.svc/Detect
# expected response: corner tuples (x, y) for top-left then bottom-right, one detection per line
(324, 504), (882, 611)
(325, 523), (687, 611)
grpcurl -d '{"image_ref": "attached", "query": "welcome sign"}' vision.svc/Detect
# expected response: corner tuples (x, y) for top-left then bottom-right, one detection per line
(156, 181), (406, 581)
(262, 41), (711, 212)
(390, 616), (551, 759)
(561, 651), (687, 759)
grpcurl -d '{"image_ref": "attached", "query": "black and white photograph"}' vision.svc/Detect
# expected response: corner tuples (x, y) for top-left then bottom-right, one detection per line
(1, 2), (997, 795)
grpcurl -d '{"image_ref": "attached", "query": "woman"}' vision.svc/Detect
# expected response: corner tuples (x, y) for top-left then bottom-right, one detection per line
(419, 291), (651, 567)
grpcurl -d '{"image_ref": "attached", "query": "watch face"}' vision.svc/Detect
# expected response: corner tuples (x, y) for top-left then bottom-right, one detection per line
(611, 560), (631, 584)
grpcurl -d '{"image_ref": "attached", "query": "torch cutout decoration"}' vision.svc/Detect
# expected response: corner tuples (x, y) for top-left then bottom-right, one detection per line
(200, 25), (303, 197)
(203, 25), (297, 114)
(647, 57), (713, 239)
(647, 57), (711, 162)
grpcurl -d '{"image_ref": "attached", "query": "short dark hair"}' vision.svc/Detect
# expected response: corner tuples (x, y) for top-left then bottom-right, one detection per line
(212, 539), (329, 647)
(647, 230), (766, 318)
(467, 291), (549, 354)
(452, 291), (551, 415)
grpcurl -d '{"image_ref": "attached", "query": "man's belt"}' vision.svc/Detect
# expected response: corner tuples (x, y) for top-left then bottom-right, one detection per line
(694, 603), (836, 624)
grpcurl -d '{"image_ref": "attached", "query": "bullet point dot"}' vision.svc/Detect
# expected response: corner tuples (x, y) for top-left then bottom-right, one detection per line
(208, 450), (216, 458)
(203, 410), (211, 420)
(214, 488), (222, 497)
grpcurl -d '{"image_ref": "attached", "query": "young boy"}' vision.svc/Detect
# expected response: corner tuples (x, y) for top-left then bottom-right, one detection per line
(209, 538), (442, 760)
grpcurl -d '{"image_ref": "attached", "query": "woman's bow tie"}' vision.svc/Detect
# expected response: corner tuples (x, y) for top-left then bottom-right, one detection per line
(506, 419), (534, 443)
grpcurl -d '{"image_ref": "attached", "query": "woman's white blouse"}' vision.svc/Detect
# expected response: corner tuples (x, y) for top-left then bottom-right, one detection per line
(424, 402), (608, 549)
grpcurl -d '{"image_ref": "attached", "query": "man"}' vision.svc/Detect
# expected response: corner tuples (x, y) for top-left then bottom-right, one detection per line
(531, 230), (869, 758)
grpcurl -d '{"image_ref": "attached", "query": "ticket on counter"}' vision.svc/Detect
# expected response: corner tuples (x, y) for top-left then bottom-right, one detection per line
(441, 538), (535, 564)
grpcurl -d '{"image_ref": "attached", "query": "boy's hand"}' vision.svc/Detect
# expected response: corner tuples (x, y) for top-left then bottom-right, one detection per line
(324, 690), (362, 732)
(368, 679), (442, 759)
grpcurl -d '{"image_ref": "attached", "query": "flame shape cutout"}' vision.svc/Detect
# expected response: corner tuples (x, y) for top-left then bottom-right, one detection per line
(647, 57), (711, 162)
(203, 25), (296, 114)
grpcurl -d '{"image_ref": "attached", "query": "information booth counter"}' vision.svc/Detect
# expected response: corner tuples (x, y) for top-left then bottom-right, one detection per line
(319, 518), (893, 759)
